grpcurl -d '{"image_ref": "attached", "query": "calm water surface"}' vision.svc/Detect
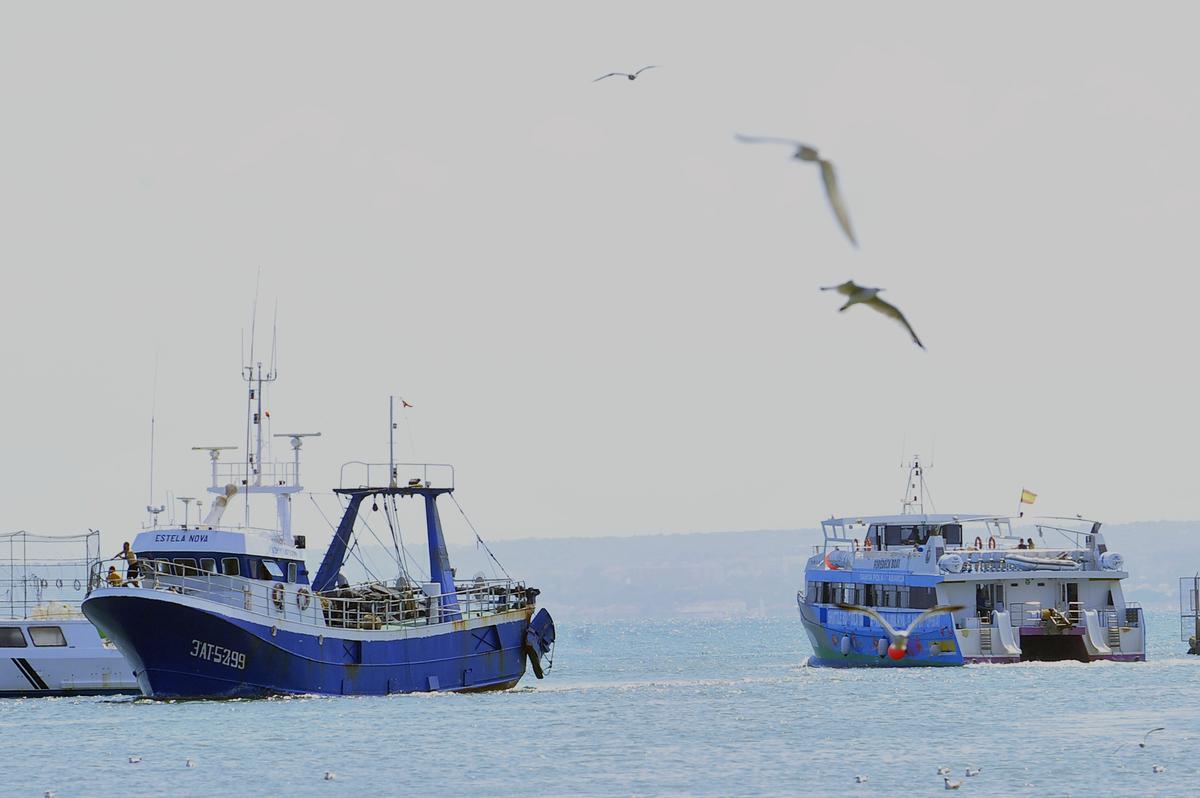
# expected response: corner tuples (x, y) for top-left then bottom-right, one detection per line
(4, 612), (1197, 797)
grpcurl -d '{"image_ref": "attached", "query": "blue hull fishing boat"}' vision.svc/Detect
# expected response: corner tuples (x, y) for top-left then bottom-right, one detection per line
(82, 359), (553, 698)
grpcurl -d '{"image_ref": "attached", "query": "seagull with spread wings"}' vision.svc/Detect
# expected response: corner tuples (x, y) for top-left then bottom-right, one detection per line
(735, 133), (857, 246)
(835, 603), (963, 659)
(822, 281), (925, 350)
(594, 65), (659, 82)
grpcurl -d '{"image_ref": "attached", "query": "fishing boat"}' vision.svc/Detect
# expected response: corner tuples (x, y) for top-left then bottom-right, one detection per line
(0, 530), (138, 696)
(81, 359), (554, 698)
(796, 459), (1144, 666)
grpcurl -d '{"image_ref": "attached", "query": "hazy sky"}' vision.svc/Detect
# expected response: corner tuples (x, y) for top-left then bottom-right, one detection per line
(2, 3), (1198, 550)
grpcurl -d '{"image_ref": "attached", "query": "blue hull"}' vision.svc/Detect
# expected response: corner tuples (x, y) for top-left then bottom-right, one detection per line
(83, 593), (536, 698)
(800, 614), (964, 668)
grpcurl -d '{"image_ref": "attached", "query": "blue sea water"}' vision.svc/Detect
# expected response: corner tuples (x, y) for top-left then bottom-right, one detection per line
(3, 611), (1197, 797)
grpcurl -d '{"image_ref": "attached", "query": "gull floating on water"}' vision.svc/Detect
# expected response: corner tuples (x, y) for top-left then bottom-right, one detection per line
(735, 133), (857, 246)
(594, 66), (659, 82)
(185, 759), (195, 768)
(836, 603), (962, 659)
(324, 771), (337, 781)
(855, 775), (869, 783)
(944, 776), (962, 790)
(128, 756), (141, 764)
(965, 767), (981, 777)
(822, 282), (925, 350)
(1152, 765), (1165, 773)
(937, 767), (951, 776)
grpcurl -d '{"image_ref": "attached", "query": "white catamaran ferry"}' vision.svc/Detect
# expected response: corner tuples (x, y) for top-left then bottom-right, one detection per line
(797, 459), (1145, 666)
(0, 530), (138, 696)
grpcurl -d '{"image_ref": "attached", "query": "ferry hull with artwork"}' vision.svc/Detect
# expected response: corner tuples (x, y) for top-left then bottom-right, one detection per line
(82, 360), (553, 698)
(797, 460), (1145, 667)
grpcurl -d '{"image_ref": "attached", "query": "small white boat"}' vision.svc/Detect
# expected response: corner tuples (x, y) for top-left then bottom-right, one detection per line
(0, 530), (138, 696)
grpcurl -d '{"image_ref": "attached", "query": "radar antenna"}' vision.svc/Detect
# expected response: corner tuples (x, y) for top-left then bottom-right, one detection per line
(272, 432), (321, 487)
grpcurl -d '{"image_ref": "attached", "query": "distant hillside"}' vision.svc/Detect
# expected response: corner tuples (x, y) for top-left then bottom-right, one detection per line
(346, 521), (1200, 621)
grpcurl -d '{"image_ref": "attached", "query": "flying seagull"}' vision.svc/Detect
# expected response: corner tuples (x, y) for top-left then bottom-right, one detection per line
(822, 281), (925, 350)
(1140, 727), (1166, 748)
(735, 133), (856, 246)
(835, 603), (963, 659)
(594, 66), (659, 82)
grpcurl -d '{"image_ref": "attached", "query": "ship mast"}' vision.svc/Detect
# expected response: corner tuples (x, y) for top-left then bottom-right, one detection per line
(900, 455), (933, 515)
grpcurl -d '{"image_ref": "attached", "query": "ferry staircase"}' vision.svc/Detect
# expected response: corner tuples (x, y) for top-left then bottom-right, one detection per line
(1107, 624), (1121, 651)
(979, 624), (993, 655)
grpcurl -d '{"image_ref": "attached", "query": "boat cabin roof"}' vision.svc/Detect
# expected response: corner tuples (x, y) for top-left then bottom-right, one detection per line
(132, 526), (303, 561)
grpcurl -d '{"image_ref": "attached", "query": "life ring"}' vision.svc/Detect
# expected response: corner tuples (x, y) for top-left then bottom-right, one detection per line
(73, 579), (81, 591)
(973, 536), (983, 549)
(56, 579), (63, 589)
(987, 536), (997, 550)
(271, 582), (286, 611)
(296, 587), (312, 611)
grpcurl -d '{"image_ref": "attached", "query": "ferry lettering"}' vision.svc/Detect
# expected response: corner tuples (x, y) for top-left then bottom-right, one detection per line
(187, 533), (209, 543)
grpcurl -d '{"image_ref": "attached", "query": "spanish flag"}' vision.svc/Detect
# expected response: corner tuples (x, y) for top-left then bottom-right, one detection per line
(1020, 488), (1037, 505)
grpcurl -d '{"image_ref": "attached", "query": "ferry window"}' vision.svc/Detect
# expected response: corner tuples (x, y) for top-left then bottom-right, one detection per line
(174, 558), (198, 576)
(262, 560), (285, 581)
(287, 562), (298, 583)
(864, 584), (877, 606)
(910, 587), (936, 609)
(884, 526), (901, 547)
(221, 557), (240, 577)
(940, 524), (963, 545)
(200, 558), (217, 574)
(0, 627), (27, 647)
(28, 626), (67, 647)
(156, 560), (176, 576)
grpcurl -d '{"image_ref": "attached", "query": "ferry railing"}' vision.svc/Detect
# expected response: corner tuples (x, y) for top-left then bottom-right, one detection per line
(88, 558), (533, 632)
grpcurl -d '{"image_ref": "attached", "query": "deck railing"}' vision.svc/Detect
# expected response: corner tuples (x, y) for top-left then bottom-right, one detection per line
(88, 558), (533, 632)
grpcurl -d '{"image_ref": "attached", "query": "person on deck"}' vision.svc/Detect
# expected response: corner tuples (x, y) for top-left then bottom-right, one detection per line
(1026, 538), (1036, 549)
(106, 565), (123, 586)
(1017, 540), (1027, 549)
(116, 541), (140, 587)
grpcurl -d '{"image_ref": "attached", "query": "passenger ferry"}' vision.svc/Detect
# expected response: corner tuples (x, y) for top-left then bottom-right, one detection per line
(797, 459), (1144, 666)
(81, 360), (554, 698)
(0, 530), (138, 696)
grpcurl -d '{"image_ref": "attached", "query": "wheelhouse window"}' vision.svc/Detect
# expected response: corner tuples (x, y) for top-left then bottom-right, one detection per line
(261, 560), (285, 581)
(287, 562), (298, 583)
(938, 524), (963, 545)
(221, 557), (240, 577)
(0, 627), (27, 647)
(28, 626), (67, 647)
(174, 558), (198, 576)
(200, 558), (217, 574)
